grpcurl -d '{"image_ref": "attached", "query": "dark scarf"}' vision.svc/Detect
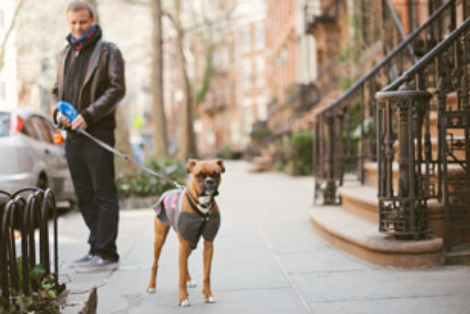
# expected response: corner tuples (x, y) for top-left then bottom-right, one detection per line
(66, 24), (102, 51)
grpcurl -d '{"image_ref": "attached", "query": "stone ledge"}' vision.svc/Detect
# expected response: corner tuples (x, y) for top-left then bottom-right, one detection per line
(309, 205), (444, 267)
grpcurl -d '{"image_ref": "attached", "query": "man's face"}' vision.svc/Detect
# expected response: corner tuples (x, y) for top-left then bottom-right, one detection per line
(67, 9), (95, 39)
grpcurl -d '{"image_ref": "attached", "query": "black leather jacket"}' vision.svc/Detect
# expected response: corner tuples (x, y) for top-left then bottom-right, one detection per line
(52, 39), (125, 130)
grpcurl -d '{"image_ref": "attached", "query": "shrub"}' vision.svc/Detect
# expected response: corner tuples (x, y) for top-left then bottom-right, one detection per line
(289, 131), (313, 175)
(273, 131), (313, 176)
(220, 144), (234, 160)
(250, 125), (271, 144)
(116, 158), (187, 199)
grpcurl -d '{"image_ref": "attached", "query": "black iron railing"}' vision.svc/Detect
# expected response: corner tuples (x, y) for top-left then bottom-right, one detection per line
(313, 0), (464, 205)
(376, 16), (470, 242)
(0, 188), (59, 305)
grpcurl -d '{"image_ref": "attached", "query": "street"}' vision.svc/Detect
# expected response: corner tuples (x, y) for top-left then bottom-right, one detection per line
(59, 161), (470, 313)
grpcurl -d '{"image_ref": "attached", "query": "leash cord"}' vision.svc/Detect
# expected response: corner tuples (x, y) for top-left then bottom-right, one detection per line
(56, 126), (184, 189)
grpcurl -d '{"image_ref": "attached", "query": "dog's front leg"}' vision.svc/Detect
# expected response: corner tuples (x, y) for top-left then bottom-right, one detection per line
(178, 235), (191, 307)
(203, 240), (215, 303)
(147, 219), (170, 293)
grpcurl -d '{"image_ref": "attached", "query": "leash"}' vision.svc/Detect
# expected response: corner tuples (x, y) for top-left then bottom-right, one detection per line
(57, 101), (184, 189)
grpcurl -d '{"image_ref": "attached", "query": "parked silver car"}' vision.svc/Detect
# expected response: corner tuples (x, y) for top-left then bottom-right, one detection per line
(0, 109), (74, 203)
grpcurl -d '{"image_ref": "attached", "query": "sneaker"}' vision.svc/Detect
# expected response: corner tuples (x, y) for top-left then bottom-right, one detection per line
(75, 256), (119, 273)
(70, 253), (95, 268)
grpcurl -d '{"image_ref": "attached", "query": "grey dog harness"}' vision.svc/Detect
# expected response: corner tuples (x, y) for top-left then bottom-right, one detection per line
(153, 189), (221, 249)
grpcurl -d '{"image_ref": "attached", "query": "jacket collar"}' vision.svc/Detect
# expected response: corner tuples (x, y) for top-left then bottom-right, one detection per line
(57, 39), (104, 103)
(82, 40), (104, 92)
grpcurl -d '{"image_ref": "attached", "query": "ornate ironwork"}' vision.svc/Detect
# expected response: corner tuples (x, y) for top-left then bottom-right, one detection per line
(376, 88), (432, 238)
(313, 0), (465, 206)
(0, 188), (59, 305)
(377, 14), (470, 245)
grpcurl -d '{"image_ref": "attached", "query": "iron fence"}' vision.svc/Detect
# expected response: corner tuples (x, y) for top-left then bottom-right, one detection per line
(313, 0), (465, 205)
(377, 16), (470, 242)
(0, 188), (59, 305)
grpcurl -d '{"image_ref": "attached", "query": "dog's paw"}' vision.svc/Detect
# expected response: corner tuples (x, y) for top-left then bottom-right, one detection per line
(205, 296), (216, 304)
(146, 287), (156, 294)
(179, 298), (190, 307)
(187, 280), (197, 288)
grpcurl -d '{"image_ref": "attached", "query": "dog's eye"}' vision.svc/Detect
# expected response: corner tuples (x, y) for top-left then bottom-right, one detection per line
(211, 173), (220, 179)
(196, 173), (205, 180)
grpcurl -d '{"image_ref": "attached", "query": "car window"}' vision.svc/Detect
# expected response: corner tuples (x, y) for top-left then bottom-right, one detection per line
(38, 117), (56, 143)
(0, 113), (9, 137)
(23, 117), (40, 140)
(31, 116), (53, 143)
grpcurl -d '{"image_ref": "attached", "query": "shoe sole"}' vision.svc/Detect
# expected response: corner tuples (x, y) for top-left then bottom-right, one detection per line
(75, 264), (119, 274)
(69, 260), (95, 269)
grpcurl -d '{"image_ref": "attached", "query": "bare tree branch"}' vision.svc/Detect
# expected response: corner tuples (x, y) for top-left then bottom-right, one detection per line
(0, 0), (25, 73)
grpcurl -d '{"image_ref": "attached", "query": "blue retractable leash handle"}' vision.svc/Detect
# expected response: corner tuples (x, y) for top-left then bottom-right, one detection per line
(58, 101), (79, 124)
(57, 101), (183, 189)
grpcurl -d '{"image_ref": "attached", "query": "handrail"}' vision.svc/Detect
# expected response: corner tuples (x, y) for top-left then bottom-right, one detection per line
(385, 0), (416, 60)
(384, 17), (470, 91)
(317, 0), (456, 115)
(385, 0), (408, 42)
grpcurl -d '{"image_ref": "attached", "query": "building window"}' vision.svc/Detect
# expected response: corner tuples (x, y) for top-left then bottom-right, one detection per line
(243, 61), (252, 91)
(214, 48), (229, 72)
(255, 57), (265, 88)
(255, 25), (265, 50)
(256, 96), (267, 120)
(242, 29), (251, 53)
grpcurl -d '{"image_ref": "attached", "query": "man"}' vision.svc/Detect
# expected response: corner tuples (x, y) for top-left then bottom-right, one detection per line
(52, 1), (125, 272)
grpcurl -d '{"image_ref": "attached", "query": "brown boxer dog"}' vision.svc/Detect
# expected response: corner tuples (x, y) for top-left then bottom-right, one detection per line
(147, 159), (224, 307)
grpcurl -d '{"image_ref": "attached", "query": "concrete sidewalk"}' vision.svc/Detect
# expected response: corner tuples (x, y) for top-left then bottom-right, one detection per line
(58, 161), (470, 313)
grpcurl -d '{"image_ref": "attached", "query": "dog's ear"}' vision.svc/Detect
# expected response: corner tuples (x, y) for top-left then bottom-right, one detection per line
(186, 159), (198, 173)
(215, 159), (225, 173)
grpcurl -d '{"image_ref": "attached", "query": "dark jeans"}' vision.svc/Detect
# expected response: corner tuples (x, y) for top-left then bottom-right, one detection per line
(66, 129), (120, 261)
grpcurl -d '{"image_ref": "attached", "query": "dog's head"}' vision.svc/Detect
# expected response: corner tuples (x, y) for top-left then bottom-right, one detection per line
(186, 159), (225, 197)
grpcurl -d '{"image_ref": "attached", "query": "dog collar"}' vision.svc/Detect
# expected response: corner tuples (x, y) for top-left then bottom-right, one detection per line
(186, 190), (213, 217)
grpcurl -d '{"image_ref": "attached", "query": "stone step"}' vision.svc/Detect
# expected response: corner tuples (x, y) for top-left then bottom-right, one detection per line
(339, 185), (379, 222)
(338, 184), (446, 237)
(308, 205), (443, 267)
(390, 135), (468, 162)
(427, 111), (467, 138)
(363, 161), (466, 190)
(444, 244), (470, 265)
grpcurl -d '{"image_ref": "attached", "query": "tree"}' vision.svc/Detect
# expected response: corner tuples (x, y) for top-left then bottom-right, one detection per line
(150, 0), (168, 159)
(86, 0), (137, 175)
(172, 0), (197, 160)
(0, 0), (25, 73)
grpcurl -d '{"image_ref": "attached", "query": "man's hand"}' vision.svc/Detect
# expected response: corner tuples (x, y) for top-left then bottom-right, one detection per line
(71, 114), (88, 131)
(57, 111), (71, 128)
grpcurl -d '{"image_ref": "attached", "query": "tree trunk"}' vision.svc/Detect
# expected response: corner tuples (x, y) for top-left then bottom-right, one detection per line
(150, 0), (168, 159)
(174, 0), (197, 160)
(86, 0), (136, 176)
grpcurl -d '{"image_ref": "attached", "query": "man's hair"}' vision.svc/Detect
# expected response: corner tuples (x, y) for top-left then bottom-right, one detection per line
(66, 1), (95, 18)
